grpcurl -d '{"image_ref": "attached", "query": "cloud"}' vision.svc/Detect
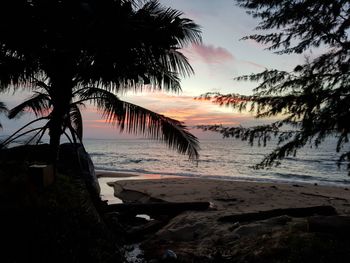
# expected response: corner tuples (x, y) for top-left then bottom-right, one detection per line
(79, 92), (267, 139)
(83, 93), (254, 127)
(139, 94), (255, 126)
(186, 43), (234, 64)
(184, 43), (265, 70)
(160, 108), (248, 126)
(240, 60), (266, 70)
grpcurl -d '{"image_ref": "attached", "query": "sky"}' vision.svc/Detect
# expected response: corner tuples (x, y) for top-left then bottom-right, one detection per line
(1, 0), (304, 140)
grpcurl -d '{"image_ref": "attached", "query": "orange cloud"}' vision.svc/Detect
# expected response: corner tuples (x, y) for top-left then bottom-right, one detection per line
(159, 109), (189, 121)
(85, 119), (110, 123)
(153, 95), (254, 126)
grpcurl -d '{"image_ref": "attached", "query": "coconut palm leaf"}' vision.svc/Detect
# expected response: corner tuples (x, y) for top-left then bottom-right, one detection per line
(161, 50), (194, 79)
(0, 51), (40, 89)
(77, 87), (199, 159)
(76, 0), (201, 93)
(139, 1), (201, 47)
(69, 104), (83, 141)
(8, 93), (51, 119)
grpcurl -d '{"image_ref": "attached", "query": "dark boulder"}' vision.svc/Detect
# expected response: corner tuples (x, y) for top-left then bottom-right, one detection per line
(58, 143), (101, 198)
(0, 143), (101, 199)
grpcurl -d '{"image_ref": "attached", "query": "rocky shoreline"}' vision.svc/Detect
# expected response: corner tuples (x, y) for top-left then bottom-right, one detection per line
(104, 177), (350, 262)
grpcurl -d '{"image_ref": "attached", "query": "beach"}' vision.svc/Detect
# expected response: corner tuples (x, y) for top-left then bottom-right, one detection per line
(99, 170), (350, 213)
(99, 171), (350, 261)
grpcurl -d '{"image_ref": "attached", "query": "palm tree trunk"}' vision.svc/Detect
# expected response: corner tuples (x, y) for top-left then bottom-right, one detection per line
(49, 109), (64, 160)
(48, 75), (74, 164)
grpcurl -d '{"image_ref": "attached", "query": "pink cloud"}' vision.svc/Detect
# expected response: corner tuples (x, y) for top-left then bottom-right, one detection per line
(187, 43), (234, 64)
(182, 43), (266, 69)
(182, 10), (203, 21)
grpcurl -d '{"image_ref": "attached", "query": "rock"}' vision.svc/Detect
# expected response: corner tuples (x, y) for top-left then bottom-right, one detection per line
(162, 249), (177, 261)
(156, 222), (206, 242)
(262, 215), (292, 225)
(288, 218), (308, 232)
(58, 143), (100, 197)
(232, 216), (292, 239)
(307, 216), (350, 235)
(232, 223), (272, 238)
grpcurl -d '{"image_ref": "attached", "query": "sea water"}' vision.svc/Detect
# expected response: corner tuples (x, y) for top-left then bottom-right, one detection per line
(85, 137), (350, 186)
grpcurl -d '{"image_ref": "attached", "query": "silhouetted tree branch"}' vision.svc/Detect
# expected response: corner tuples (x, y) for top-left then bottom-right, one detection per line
(198, 0), (350, 173)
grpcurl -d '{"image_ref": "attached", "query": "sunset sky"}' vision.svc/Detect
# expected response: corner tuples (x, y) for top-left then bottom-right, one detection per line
(1, 0), (305, 140)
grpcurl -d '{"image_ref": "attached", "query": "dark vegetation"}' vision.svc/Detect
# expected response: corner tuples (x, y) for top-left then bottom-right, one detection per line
(199, 0), (350, 173)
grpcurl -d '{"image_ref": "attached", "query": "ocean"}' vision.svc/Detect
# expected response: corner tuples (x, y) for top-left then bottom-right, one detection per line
(85, 137), (350, 186)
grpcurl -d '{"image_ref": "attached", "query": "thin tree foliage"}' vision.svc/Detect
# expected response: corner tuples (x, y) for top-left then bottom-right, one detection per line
(198, 0), (350, 173)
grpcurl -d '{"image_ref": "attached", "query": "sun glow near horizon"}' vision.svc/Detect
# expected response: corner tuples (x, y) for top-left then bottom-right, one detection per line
(79, 91), (258, 140)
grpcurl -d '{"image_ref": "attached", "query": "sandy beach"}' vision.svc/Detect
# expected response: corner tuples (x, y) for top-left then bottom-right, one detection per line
(100, 171), (350, 261)
(104, 175), (350, 214)
(96, 171), (141, 178)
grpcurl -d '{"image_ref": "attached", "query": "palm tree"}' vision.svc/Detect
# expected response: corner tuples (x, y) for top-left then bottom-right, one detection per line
(0, 0), (201, 160)
(4, 81), (199, 159)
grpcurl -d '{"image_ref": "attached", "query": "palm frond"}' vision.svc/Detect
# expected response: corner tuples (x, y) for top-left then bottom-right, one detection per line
(160, 49), (194, 78)
(8, 93), (51, 119)
(136, 63), (184, 93)
(136, 0), (200, 78)
(76, 0), (201, 94)
(0, 50), (40, 89)
(78, 87), (199, 159)
(0, 117), (48, 148)
(139, 1), (202, 47)
(69, 104), (83, 141)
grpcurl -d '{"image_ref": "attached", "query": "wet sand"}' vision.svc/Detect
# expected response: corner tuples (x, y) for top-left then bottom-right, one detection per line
(98, 170), (350, 214)
(108, 177), (350, 215)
